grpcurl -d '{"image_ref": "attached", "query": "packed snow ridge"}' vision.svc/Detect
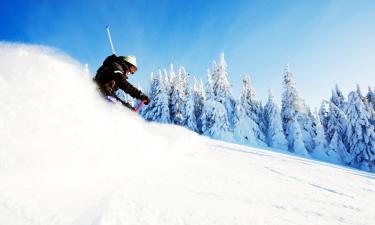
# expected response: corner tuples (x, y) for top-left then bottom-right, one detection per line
(0, 43), (375, 225)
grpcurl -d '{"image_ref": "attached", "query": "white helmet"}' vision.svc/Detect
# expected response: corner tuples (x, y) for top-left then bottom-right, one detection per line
(121, 55), (137, 70)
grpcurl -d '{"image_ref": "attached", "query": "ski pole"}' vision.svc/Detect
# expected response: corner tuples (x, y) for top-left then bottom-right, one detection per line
(106, 26), (116, 54)
(135, 100), (146, 113)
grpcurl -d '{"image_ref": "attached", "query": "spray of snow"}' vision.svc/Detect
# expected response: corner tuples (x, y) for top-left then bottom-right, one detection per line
(1, 43), (375, 225)
(0, 43), (206, 224)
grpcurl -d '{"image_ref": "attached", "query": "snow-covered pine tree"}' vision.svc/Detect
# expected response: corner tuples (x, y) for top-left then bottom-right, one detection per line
(281, 64), (308, 156)
(205, 69), (214, 101)
(162, 68), (170, 97)
(330, 84), (346, 110)
(238, 75), (266, 144)
(168, 64), (177, 85)
(356, 84), (367, 104)
(355, 84), (375, 126)
(181, 73), (197, 132)
(367, 86), (375, 106)
(366, 87), (375, 125)
(279, 65), (315, 152)
(170, 66), (187, 125)
(201, 100), (232, 141)
(233, 99), (257, 145)
(161, 68), (171, 114)
(201, 70), (225, 137)
(287, 119), (307, 156)
(200, 55), (235, 140)
(325, 102), (348, 162)
(313, 109), (327, 154)
(297, 107), (316, 152)
(319, 100), (330, 136)
(263, 89), (287, 150)
(193, 78), (205, 134)
(211, 53), (231, 102)
(346, 91), (375, 171)
(168, 64), (177, 120)
(210, 53), (235, 129)
(142, 72), (170, 123)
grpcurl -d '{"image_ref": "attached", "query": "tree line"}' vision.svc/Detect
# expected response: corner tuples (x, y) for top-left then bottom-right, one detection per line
(124, 53), (375, 172)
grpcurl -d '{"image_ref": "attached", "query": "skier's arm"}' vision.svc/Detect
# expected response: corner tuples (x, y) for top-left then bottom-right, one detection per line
(111, 62), (150, 104)
(114, 74), (143, 99)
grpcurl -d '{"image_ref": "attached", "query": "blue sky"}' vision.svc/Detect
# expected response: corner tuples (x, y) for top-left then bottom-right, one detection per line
(1, 0), (375, 107)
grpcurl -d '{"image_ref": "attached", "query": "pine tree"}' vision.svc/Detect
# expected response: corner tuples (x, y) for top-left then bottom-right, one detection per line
(200, 100), (232, 141)
(280, 65), (314, 152)
(211, 53), (232, 103)
(233, 100), (257, 145)
(205, 69), (214, 101)
(366, 86), (375, 124)
(330, 84), (346, 110)
(356, 84), (375, 126)
(367, 86), (375, 106)
(170, 66), (187, 125)
(168, 64), (177, 85)
(319, 100), (330, 136)
(200, 53), (235, 139)
(142, 73), (170, 123)
(193, 78), (205, 134)
(210, 53), (235, 129)
(313, 110), (327, 154)
(182, 74), (197, 131)
(297, 107), (316, 152)
(168, 64), (177, 119)
(281, 64), (308, 156)
(356, 84), (367, 103)
(239, 75), (266, 144)
(264, 89), (287, 150)
(326, 103), (348, 161)
(286, 118), (307, 156)
(162, 68), (170, 98)
(346, 91), (375, 171)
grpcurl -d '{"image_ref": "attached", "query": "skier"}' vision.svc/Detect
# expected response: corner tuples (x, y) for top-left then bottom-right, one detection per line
(94, 54), (150, 110)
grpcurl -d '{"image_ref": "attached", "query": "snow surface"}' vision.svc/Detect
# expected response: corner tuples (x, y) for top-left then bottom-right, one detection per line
(1, 43), (375, 225)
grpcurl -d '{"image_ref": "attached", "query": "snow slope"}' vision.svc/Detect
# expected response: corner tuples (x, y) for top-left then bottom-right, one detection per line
(0, 43), (375, 225)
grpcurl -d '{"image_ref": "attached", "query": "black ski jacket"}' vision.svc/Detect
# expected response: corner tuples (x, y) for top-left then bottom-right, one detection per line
(94, 55), (145, 106)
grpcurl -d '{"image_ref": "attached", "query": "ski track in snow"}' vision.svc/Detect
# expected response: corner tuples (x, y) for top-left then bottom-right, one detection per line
(0, 43), (375, 225)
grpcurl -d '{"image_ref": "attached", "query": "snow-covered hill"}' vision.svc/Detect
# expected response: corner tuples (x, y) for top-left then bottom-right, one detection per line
(0, 43), (374, 225)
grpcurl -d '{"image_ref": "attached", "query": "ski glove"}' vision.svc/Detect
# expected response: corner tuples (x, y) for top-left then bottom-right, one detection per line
(140, 94), (150, 105)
